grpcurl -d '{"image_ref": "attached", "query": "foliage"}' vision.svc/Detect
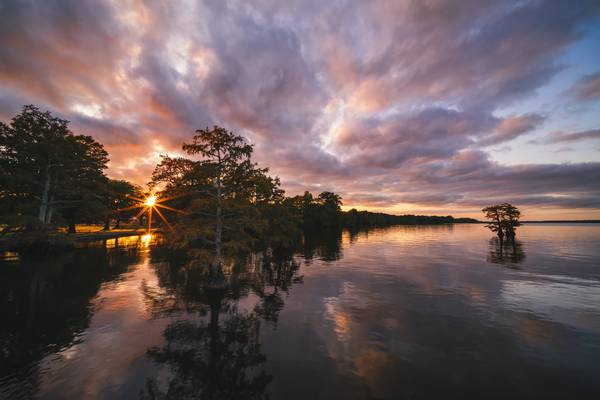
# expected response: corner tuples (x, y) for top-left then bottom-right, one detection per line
(342, 209), (477, 228)
(104, 179), (142, 229)
(0, 105), (108, 232)
(151, 126), (297, 261)
(482, 203), (522, 238)
(286, 191), (342, 229)
(284, 192), (477, 231)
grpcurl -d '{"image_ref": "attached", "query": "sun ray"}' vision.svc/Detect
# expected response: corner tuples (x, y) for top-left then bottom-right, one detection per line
(124, 194), (146, 202)
(117, 193), (186, 235)
(135, 206), (149, 219)
(104, 188), (146, 203)
(118, 204), (143, 212)
(153, 192), (191, 203)
(153, 207), (174, 232)
(155, 203), (188, 214)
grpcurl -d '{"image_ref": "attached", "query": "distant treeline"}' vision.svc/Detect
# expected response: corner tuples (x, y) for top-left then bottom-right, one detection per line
(342, 209), (478, 228)
(521, 220), (600, 223)
(286, 191), (478, 230)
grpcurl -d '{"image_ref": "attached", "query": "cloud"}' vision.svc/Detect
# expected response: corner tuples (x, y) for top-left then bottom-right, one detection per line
(569, 71), (600, 102)
(0, 0), (128, 107)
(333, 108), (493, 169)
(544, 129), (600, 144)
(478, 114), (545, 146)
(302, 0), (597, 112)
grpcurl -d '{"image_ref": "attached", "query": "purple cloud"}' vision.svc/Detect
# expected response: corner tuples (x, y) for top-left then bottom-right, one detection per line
(544, 129), (600, 143)
(478, 114), (545, 146)
(569, 72), (600, 102)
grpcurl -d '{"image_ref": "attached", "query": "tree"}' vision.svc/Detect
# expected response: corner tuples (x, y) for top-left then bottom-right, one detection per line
(482, 205), (505, 239)
(317, 191), (342, 211)
(0, 105), (108, 231)
(104, 179), (141, 230)
(181, 126), (254, 260)
(151, 126), (292, 275)
(287, 190), (344, 229)
(482, 203), (521, 241)
(317, 191), (343, 227)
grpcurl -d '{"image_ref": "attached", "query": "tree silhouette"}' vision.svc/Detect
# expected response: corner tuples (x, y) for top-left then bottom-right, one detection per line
(150, 126), (294, 281)
(482, 203), (522, 241)
(103, 179), (142, 230)
(0, 105), (108, 231)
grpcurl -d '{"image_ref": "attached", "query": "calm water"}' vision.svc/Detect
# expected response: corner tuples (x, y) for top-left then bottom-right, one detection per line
(1, 224), (599, 399)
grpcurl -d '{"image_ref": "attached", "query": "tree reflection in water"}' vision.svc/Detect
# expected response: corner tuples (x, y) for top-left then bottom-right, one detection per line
(487, 237), (526, 268)
(300, 228), (342, 263)
(0, 243), (140, 399)
(141, 249), (303, 399)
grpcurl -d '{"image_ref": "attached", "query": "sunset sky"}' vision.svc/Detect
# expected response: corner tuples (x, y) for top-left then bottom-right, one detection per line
(1, 0), (599, 219)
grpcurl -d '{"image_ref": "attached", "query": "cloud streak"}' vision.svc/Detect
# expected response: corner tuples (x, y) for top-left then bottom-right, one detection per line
(544, 129), (600, 143)
(569, 71), (600, 102)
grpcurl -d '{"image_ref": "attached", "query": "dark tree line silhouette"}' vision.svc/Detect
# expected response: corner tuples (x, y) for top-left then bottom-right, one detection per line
(2, 105), (477, 252)
(0, 106), (143, 234)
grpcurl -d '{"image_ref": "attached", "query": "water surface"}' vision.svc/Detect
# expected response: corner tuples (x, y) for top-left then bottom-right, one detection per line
(1, 224), (599, 399)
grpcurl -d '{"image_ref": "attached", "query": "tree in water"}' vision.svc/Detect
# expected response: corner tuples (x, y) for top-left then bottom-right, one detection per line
(150, 126), (290, 285)
(482, 203), (521, 242)
(181, 127), (253, 262)
(501, 203), (521, 241)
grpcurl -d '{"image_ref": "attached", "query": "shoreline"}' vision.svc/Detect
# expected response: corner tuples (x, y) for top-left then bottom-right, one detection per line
(0, 228), (157, 252)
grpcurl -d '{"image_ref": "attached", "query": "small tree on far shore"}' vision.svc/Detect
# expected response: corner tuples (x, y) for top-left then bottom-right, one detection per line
(482, 203), (521, 241)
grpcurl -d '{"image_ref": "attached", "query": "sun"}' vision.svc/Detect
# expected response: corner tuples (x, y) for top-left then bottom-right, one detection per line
(144, 195), (157, 207)
(116, 192), (186, 234)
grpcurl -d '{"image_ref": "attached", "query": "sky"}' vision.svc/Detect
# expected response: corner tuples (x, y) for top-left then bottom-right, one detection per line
(1, 0), (599, 220)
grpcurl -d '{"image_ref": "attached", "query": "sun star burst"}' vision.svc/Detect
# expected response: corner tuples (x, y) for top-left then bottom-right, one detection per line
(117, 192), (186, 234)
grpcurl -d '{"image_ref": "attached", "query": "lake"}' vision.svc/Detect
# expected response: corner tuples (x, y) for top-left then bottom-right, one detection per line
(1, 224), (599, 399)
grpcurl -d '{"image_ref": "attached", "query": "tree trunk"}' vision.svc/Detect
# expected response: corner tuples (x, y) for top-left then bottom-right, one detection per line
(38, 167), (51, 225)
(103, 216), (110, 231)
(507, 227), (515, 242)
(215, 174), (222, 260)
(114, 216), (121, 229)
(46, 192), (55, 225)
(68, 221), (76, 234)
(495, 214), (502, 237)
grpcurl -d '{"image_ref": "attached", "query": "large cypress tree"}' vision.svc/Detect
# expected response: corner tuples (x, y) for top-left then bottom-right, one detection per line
(0, 105), (108, 231)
